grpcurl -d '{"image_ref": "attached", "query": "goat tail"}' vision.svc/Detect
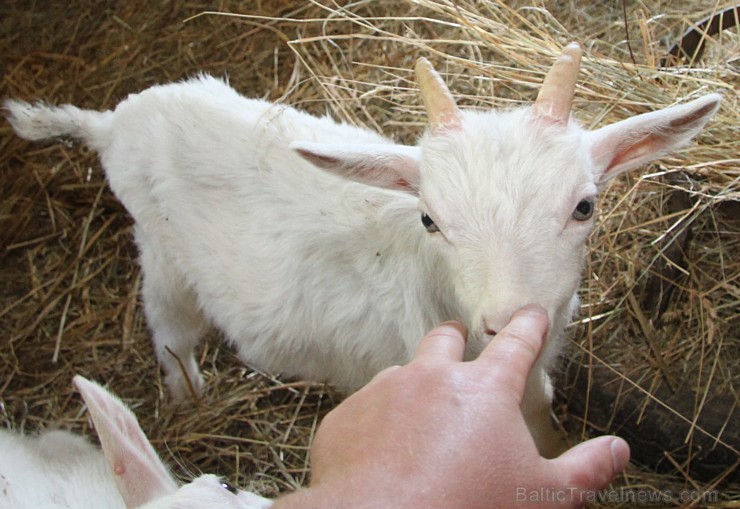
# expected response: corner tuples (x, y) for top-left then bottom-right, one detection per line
(4, 99), (113, 152)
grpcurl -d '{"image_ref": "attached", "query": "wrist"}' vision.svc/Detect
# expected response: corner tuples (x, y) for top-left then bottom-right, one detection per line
(270, 474), (414, 509)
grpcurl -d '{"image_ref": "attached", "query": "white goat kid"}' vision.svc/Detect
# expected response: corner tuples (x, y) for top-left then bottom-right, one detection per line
(0, 376), (272, 508)
(5, 43), (720, 457)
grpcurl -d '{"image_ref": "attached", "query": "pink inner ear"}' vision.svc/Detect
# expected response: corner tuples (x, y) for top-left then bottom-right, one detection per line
(393, 178), (413, 191)
(73, 376), (178, 508)
(292, 141), (421, 194)
(295, 148), (339, 168)
(590, 93), (721, 182)
(604, 133), (661, 176)
(668, 100), (719, 129)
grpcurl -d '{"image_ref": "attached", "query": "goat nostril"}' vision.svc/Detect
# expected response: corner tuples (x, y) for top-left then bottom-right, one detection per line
(482, 319), (497, 336)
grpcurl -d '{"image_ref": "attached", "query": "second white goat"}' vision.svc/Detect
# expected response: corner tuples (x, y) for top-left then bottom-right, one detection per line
(5, 43), (721, 457)
(0, 376), (272, 509)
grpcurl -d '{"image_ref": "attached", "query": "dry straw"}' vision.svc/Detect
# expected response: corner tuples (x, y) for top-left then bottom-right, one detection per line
(1, 0), (737, 506)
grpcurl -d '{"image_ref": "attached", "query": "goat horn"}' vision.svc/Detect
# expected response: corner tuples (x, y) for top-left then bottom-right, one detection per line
(415, 57), (462, 132)
(533, 42), (582, 124)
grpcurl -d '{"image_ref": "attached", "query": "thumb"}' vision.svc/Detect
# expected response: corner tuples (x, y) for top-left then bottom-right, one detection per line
(552, 436), (630, 494)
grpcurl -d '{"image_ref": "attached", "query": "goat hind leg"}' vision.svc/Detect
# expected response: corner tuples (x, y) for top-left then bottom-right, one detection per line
(139, 241), (208, 401)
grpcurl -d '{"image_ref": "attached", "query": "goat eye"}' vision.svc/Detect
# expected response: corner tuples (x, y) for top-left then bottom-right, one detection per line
(572, 198), (595, 221)
(421, 212), (440, 233)
(220, 481), (238, 495)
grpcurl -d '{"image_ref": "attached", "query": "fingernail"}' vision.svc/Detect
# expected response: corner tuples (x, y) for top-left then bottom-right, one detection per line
(512, 305), (549, 329)
(518, 304), (548, 317)
(610, 437), (630, 473)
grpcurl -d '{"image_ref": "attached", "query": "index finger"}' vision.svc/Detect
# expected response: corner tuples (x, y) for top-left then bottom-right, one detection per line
(412, 321), (468, 364)
(476, 305), (548, 395)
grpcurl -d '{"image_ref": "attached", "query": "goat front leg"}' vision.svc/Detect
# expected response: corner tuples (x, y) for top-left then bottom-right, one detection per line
(522, 364), (568, 459)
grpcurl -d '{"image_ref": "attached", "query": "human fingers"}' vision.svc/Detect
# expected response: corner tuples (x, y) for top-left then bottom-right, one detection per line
(476, 305), (548, 395)
(412, 321), (468, 364)
(552, 435), (630, 495)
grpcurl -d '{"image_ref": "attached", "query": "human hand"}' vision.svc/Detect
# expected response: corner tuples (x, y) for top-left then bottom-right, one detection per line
(274, 305), (630, 508)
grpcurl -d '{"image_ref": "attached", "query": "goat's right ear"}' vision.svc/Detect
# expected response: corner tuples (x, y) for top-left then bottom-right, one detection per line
(291, 141), (421, 194)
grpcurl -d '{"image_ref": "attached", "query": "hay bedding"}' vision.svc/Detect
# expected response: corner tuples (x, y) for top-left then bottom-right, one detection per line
(0, 0), (737, 506)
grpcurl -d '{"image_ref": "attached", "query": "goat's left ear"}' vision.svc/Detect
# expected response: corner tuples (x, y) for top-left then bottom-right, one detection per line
(586, 94), (721, 185)
(291, 141), (421, 194)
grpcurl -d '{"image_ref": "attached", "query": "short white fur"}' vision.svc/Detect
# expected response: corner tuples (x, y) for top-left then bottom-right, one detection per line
(4, 54), (721, 456)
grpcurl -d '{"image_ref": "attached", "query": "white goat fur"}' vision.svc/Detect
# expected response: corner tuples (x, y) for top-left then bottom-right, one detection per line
(0, 376), (272, 509)
(5, 67), (720, 457)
